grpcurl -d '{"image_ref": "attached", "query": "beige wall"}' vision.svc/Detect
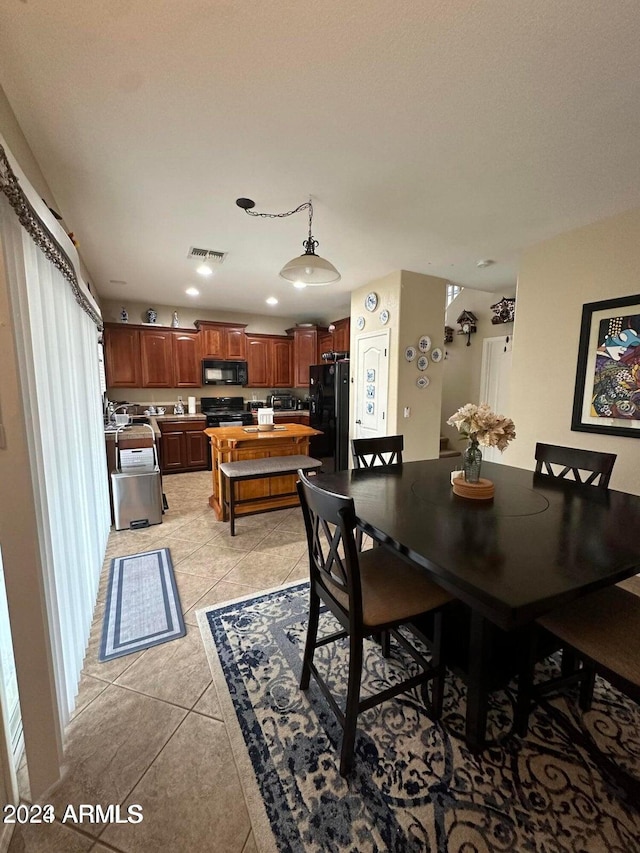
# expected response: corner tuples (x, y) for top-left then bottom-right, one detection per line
(0, 86), (56, 208)
(102, 299), (301, 336)
(350, 270), (447, 463)
(396, 271), (447, 461)
(508, 206), (640, 495)
(441, 287), (516, 447)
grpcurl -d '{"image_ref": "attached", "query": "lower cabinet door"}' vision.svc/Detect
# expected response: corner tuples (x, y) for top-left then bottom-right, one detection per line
(185, 431), (208, 468)
(161, 432), (184, 471)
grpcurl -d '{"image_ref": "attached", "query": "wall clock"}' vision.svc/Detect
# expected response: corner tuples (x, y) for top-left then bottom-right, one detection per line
(365, 292), (379, 312)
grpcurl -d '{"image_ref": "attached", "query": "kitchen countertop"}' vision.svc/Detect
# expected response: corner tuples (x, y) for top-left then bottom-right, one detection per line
(104, 412), (208, 440)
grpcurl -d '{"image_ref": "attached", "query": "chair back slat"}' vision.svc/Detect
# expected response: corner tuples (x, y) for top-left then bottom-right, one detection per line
(534, 443), (616, 489)
(351, 435), (404, 469)
(297, 472), (361, 610)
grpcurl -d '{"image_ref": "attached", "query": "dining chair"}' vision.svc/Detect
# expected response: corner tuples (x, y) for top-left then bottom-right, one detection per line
(534, 442), (616, 487)
(351, 434), (403, 468)
(296, 469), (453, 776)
(516, 443), (622, 735)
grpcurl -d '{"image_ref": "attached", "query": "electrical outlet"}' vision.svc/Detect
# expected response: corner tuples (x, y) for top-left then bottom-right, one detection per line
(403, 406), (411, 418)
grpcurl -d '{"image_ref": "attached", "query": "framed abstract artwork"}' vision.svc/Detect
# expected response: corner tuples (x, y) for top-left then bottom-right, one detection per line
(571, 294), (640, 438)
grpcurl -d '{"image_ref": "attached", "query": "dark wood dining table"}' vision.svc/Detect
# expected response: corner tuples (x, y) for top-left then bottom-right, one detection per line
(314, 457), (640, 750)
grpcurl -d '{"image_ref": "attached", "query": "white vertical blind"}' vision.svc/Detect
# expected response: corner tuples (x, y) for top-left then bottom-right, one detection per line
(0, 195), (110, 725)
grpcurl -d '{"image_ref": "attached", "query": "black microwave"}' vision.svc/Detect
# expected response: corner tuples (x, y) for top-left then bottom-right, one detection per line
(202, 359), (248, 386)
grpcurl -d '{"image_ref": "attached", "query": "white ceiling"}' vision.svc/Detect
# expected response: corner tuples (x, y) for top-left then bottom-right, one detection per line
(2, 1), (640, 323)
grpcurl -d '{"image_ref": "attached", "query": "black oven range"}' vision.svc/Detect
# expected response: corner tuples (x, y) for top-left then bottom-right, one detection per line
(201, 397), (254, 469)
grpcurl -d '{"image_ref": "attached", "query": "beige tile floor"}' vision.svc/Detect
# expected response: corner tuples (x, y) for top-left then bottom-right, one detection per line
(10, 471), (310, 853)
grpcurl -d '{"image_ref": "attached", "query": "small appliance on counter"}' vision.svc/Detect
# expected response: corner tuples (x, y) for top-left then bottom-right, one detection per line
(246, 400), (265, 412)
(267, 391), (296, 410)
(174, 397), (184, 415)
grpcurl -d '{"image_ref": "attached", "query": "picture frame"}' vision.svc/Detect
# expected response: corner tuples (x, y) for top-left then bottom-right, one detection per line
(571, 293), (640, 438)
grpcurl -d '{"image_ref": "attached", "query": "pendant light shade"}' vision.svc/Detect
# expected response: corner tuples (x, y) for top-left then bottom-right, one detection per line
(279, 251), (341, 285)
(236, 196), (340, 286)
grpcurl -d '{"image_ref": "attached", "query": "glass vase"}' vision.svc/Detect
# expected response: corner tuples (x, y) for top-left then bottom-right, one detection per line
(463, 438), (482, 483)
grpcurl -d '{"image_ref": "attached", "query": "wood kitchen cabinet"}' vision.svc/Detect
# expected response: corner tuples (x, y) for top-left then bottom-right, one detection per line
(159, 419), (208, 473)
(104, 324), (201, 389)
(317, 328), (333, 361)
(140, 329), (174, 387)
(246, 334), (293, 387)
(195, 321), (247, 360)
(316, 317), (351, 362)
(173, 331), (201, 386)
(103, 326), (141, 387)
(332, 317), (351, 352)
(287, 326), (319, 388)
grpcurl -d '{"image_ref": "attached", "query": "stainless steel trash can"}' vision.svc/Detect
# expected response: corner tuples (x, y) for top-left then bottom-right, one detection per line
(111, 424), (163, 531)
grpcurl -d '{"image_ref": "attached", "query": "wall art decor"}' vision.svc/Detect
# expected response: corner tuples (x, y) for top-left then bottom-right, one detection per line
(571, 293), (640, 438)
(490, 297), (516, 324)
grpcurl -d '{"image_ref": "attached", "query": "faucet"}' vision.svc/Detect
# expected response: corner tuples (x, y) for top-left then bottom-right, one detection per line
(108, 403), (130, 425)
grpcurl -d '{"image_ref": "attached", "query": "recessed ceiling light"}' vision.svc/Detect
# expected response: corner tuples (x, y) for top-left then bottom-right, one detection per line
(293, 281), (307, 289)
(185, 287), (200, 296)
(266, 296), (278, 305)
(196, 260), (214, 276)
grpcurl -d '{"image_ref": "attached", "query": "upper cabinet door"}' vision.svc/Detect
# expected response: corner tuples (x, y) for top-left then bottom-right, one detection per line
(104, 326), (141, 387)
(172, 332), (201, 387)
(332, 317), (351, 352)
(140, 330), (174, 387)
(225, 326), (247, 360)
(246, 335), (269, 387)
(200, 326), (224, 359)
(195, 321), (248, 359)
(272, 338), (294, 387)
(317, 329), (333, 360)
(291, 327), (318, 388)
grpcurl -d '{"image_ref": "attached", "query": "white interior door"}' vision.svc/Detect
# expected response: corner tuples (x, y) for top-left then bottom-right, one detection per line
(479, 335), (513, 464)
(354, 329), (390, 440)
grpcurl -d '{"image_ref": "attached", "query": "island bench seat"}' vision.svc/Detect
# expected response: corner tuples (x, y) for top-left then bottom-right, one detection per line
(219, 455), (322, 535)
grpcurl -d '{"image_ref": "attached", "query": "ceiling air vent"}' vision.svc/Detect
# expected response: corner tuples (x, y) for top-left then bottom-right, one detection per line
(187, 247), (227, 263)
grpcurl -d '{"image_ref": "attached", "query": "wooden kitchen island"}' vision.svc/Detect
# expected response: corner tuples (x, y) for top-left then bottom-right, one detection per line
(205, 423), (322, 522)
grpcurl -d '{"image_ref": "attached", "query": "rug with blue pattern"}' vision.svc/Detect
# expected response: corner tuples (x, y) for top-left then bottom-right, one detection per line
(198, 582), (640, 853)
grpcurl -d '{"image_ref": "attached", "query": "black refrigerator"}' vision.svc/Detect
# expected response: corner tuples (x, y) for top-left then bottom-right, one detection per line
(309, 360), (350, 471)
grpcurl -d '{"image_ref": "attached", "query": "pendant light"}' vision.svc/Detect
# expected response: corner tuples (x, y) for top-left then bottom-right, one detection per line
(236, 197), (340, 286)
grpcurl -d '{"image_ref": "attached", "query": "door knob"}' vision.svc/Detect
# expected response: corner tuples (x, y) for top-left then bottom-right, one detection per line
(355, 419), (362, 424)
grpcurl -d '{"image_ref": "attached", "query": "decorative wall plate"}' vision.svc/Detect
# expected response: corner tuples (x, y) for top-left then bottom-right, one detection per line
(418, 335), (432, 353)
(365, 292), (379, 312)
(431, 347), (443, 363)
(416, 375), (430, 388)
(379, 309), (389, 325)
(417, 355), (429, 371)
(404, 346), (417, 362)
(356, 315), (365, 330)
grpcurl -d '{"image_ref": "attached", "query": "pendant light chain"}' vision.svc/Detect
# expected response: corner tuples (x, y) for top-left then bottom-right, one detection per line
(242, 199), (318, 253)
(235, 194), (340, 283)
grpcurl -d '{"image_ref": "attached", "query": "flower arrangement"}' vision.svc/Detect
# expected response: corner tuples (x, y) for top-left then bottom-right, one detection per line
(447, 403), (516, 452)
